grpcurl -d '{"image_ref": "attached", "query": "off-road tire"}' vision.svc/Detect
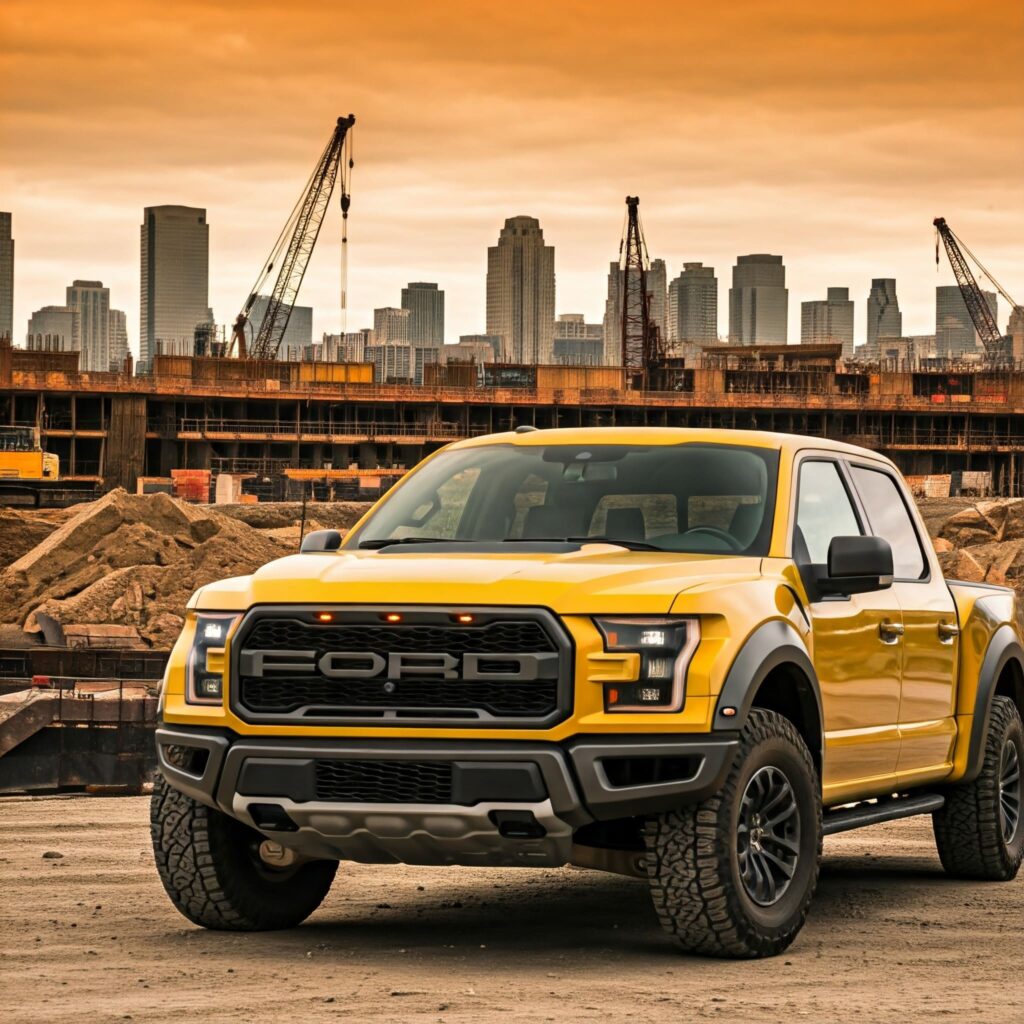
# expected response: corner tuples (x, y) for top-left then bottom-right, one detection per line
(644, 708), (822, 958)
(933, 696), (1024, 881)
(150, 774), (338, 930)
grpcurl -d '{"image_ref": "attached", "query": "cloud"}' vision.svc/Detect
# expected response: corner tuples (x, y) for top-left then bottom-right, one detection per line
(1, 0), (1021, 348)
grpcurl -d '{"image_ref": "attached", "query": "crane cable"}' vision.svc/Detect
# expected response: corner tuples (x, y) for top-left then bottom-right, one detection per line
(339, 128), (354, 336)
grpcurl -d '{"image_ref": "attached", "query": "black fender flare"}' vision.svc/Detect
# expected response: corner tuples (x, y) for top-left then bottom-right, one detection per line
(963, 623), (1024, 783)
(712, 619), (823, 760)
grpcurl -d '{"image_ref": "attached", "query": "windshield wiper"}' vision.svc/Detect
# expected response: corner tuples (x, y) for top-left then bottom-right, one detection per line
(500, 536), (663, 552)
(358, 537), (456, 549)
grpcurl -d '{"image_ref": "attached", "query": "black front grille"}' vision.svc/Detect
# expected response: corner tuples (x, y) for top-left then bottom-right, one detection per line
(231, 608), (571, 727)
(241, 676), (557, 717)
(314, 759), (453, 803)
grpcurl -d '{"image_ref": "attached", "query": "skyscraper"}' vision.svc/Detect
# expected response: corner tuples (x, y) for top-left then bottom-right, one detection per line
(668, 263), (718, 346)
(109, 309), (129, 370)
(866, 279), (902, 349)
(26, 306), (80, 354)
(728, 255), (788, 345)
(401, 282), (444, 346)
(801, 287), (854, 358)
(140, 205), (210, 368)
(0, 212), (12, 339)
(373, 307), (411, 344)
(936, 285), (997, 357)
(66, 280), (110, 372)
(486, 216), (556, 364)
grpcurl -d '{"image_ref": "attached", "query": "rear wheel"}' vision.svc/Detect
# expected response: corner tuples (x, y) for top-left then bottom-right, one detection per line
(644, 709), (821, 958)
(150, 774), (338, 930)
(933, 696), (1023, 881)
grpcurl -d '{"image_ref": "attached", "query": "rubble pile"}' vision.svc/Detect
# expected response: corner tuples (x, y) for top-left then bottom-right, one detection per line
(934, 500), (1024, 589)
(0, 490), (338, 647)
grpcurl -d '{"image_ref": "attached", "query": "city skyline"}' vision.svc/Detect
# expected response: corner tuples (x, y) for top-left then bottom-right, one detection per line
(2, 2), (1020, 356)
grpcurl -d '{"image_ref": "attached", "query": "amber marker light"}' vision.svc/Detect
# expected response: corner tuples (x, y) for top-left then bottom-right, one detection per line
(454, 613), (475, 624)
(316, 613), (334, 623)
(384, 613), (403, 623)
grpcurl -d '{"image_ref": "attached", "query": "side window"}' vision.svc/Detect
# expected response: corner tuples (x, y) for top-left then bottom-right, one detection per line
(850, 466), (927, 579)
(795, 460), (862, 564)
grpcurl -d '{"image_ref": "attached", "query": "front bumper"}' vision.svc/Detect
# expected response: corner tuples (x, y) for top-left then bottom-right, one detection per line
(156, 725), (738, 867)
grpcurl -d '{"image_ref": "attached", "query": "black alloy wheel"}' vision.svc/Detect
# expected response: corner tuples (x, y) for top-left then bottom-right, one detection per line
(1000, 736), (1021, 844)
(737, 765), (801, 906)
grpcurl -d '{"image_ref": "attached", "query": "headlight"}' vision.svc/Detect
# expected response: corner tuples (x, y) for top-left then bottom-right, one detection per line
(593, 616), (700, 712)
(186, 613), (241, 704)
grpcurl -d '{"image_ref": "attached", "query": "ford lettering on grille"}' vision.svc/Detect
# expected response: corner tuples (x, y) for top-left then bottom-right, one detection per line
(239, 649), (559, 681)
(230, 609), (572, 727)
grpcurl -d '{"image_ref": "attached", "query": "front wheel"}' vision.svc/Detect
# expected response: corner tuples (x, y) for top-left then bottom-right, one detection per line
(150, 774), (338, 930)
(933, 696), (1023, 881)
(644, 709), (822, 958)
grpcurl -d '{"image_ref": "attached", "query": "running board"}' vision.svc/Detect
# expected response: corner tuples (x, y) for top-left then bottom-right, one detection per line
(823, 793), (945, 836)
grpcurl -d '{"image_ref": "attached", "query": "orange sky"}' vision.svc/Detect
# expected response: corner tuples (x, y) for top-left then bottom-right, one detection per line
(2, 0), (1022, 349)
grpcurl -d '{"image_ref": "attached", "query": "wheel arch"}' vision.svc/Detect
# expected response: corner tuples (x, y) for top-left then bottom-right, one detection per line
(713, 619), (823, 772)
(964, 624), (1024, 783)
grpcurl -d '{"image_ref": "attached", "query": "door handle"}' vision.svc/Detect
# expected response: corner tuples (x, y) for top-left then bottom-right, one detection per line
(879, 620), (904, 643)
(937, 621), (959, 642)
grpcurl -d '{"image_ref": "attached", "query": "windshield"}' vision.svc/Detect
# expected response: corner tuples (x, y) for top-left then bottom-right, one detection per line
(350, 442), (779, 555)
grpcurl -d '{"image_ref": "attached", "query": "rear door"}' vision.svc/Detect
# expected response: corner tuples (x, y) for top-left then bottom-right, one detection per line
(847, 462), (959, 781)
(793, 456), (903, 800)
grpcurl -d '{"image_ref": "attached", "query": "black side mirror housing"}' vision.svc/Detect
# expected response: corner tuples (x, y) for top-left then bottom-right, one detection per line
(818, 535), (894, 595)
(300, 529), (343, 553)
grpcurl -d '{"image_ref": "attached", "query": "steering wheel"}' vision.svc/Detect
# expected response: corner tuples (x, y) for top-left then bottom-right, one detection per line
(680, 526), (744, 552)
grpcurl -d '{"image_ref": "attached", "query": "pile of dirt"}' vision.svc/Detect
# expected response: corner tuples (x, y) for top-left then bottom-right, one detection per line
(934, 499), (1024, 588)
(0, 506), (79, 571)
(0, 490), (296, 647)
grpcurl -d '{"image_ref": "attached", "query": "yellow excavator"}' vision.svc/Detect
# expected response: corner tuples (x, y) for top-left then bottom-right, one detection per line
(0, 426), (59, 481)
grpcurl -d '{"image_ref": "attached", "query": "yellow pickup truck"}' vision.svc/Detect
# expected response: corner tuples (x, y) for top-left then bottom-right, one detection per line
(152, 428), (1024, 957)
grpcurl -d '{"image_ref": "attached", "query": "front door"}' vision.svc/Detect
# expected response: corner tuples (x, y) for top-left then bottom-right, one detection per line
(847, 463), (959, 781)
(794, 457), (903, 802)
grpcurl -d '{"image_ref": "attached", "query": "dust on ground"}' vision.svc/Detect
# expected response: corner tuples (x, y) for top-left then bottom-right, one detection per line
(0, 794), (1020, 1024)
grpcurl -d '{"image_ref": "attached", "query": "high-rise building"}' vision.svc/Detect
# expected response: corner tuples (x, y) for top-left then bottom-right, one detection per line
(801, 287), (854, 358)
(602, 257), (669, 365)
(553, 313), (604, 365)
(936, 285), (997, 357)
(486, 216), (556, 364)
(373, 307), (411, 344)
(865, 279), (902, 350)
(26, 306), (80, 354)
(65, 280), (110, 372)
(728, 255), (788, 345)
(668, 263), (718, 347)
(401, 282), (444, 346)
(140, 205), (209, 368)
(0, 212), (13, 339)
(108, 309), (129, 370)
(247, 295), (313, 360)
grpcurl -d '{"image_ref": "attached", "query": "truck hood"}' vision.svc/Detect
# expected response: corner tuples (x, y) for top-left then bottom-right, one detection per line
(194, 545), (763, 615)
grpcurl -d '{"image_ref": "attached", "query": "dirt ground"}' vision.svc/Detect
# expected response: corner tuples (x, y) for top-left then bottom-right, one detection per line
(1, 796), (1021, 1024)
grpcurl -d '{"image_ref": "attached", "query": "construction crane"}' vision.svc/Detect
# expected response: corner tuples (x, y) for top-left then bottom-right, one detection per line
(231, 115), (355, 360)
(619, 196), (664, 388)
(934, 217), (1021, 365)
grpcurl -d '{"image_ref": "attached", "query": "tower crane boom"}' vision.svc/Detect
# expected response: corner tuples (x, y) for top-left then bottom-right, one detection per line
(234, 115), (355, 360)
(933, 217), (1004, 358)
(620, 196), (664, 387)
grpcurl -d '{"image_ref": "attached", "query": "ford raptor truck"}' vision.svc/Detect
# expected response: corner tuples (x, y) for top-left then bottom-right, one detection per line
(151, 428), (1024, 957)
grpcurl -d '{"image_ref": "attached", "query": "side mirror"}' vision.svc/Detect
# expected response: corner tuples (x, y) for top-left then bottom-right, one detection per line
(300, 529), (343, 553)
(819, 536), (894, 595)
